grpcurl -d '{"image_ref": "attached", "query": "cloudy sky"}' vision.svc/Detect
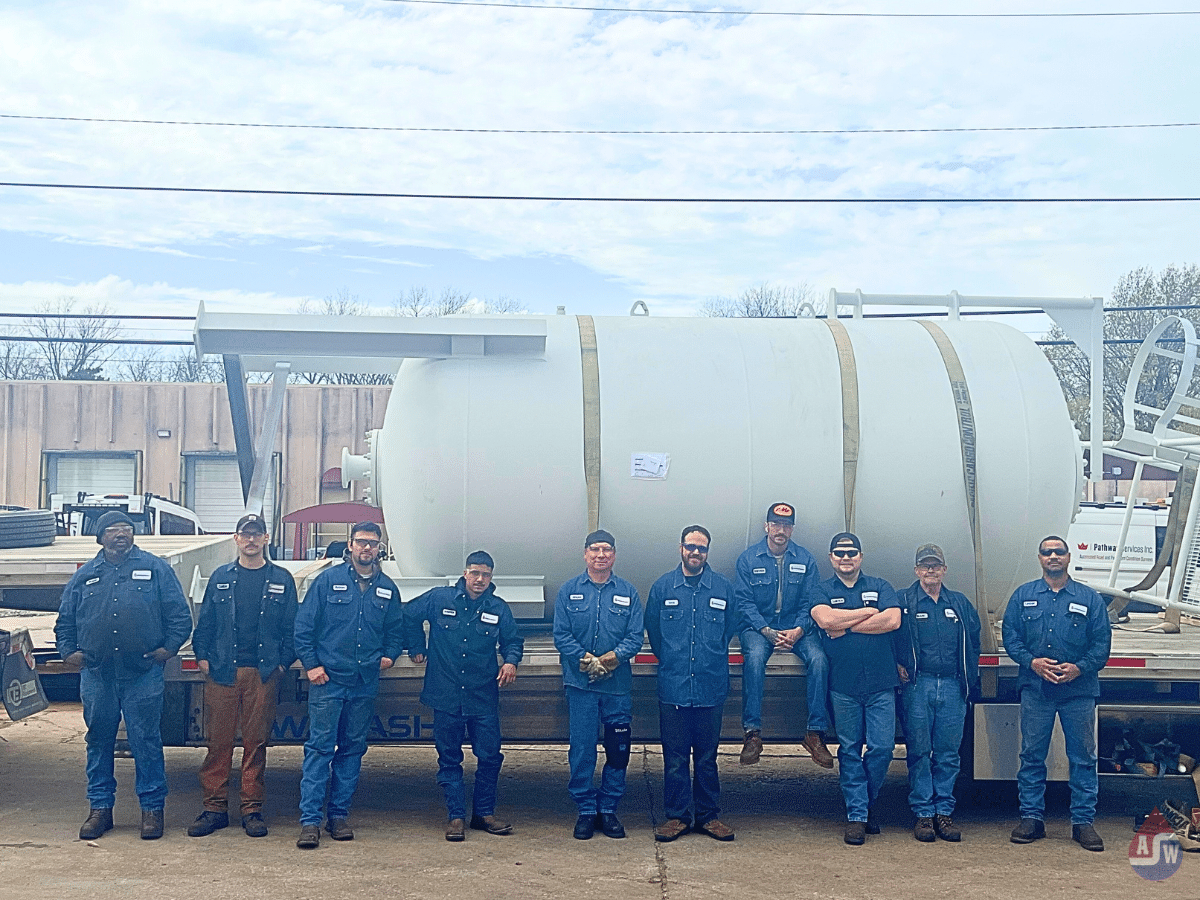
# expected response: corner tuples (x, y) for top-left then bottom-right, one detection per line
(1, 0), (1198, 342)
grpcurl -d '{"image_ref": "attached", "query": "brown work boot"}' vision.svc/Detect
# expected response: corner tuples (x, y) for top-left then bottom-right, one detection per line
(914, 817), (936, 842)
(654, 819), (690, 842)
(697, 819), (735, 841)
(445, 818), (466, 842)
(739, 730), (763, 765)
(802, 730), (834, 768)
(79, 808), (113, 840)
(934, 814), (961, 842)
(844, 821), (866, 845)
(469, 814), (513, 835)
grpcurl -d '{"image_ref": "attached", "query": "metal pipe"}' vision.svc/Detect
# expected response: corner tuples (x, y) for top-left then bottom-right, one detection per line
(1107, 460), (1145, 588)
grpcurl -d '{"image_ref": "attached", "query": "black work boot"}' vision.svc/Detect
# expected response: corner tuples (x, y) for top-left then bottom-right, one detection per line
(1010, 818), (1045, 844)
(79, 808), (113, 840)
(140, 808), (164, 840)
(187, 810), (229, 837)
(1072, 823), (1104, 852)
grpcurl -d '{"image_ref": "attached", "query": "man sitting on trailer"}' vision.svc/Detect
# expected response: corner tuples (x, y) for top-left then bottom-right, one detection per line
(645, 525), (739, 843)
(1003, 536), (1111, 853)
(733, 502), (833, 768)
(54, 510), (193, 841)
(404, 551), (524, 842)
(809, 532), (902, 846)
(552, 529), (644, 840)
(895, 543), (981, 844)
(293, 521), (404, 850)
(188, 513), (299, 839)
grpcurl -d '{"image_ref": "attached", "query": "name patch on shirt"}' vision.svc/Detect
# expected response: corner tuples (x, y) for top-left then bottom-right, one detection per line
(333, 584), (348, 592)
(789, 564), (806, 573)
(480, 612), (499, 625)
(664, 598), (680, 607)
(945, 608), (958, 620)
(1023, 600), (1038, 607)
(215, 583), (230, 590)
(570, 594), (584, 601)
(613, 595), (631, 607)
(915, 612), (929, 620)
(131, 570), (152, 581)
(85, 577), (100, 586)
(441, 608), (456, 617)
(1068, 602), (1088, 616)
(862, 591), (878, 605)
(830, 597), (846, 605)
(268, 583), (285, 594)
(376, 587), (392, 599)
(709, 597), (727, 610)
(752, 567), (767, 575)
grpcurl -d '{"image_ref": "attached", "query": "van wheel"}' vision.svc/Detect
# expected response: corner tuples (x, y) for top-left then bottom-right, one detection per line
(0, 509), (57, 549)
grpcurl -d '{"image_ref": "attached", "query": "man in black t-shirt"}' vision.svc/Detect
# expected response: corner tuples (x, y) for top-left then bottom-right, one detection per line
(189, 514), (299, 838)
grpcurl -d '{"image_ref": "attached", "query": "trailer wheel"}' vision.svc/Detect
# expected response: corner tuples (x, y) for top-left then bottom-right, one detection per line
(0, 509), (57, 549)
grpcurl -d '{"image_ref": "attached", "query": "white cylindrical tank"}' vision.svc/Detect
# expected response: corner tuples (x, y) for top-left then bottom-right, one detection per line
(369, 315), (1081, 620)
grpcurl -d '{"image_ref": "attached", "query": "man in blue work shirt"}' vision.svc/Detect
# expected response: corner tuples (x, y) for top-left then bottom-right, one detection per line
(552, 529), (644, 840)
(646, 525), (739, 843)
(404, 550), (524, 842)
(809, 532), (902, 846)
(54, 510), (193, 841)
(293, 521), (403, 850)
(1003, 535), (1111, 853)
(734, 502), (832, 768)
(189, 513), (299, 839)
(895, 543), (980, 844)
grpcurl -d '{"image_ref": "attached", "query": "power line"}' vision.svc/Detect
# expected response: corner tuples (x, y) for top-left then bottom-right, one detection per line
(4, 112), (1198, 136)
(3, 181), (1199, 203)
(0, 335), (192, 347)
(0, 312), (195, 321)
(382, 0), (1200, 19)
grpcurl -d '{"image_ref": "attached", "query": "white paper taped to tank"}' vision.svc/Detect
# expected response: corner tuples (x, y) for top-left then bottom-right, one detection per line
(631, 452), (670, 479)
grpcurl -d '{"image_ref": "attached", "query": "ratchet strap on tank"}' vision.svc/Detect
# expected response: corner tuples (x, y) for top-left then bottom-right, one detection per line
(823, 319), (859, 532)
(918, 320), (995, 653)
(577, 316), (602, 532)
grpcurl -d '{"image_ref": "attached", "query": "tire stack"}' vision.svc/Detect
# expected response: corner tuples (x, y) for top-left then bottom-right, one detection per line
(0, 509), (57, 549)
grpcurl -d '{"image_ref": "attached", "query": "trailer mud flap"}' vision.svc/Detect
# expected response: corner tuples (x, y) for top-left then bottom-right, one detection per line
(1, 628), (50, 721)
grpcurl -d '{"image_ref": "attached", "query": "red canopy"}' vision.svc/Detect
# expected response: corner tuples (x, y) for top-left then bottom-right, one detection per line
(282, 502), (384, 560)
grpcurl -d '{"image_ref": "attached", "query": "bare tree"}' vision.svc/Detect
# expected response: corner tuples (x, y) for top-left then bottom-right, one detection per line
(166, 349), (225, 383)
(1042, 264), (1200, 441)
(700, 282), (821, 318)
(0, 339), (44, 380)
(298, 287), (372, 317)
(117, 347), (166, 382)
(24, 298), (121, 380)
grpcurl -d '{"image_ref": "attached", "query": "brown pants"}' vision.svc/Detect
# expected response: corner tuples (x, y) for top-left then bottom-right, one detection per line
(199, 667), (279, 815)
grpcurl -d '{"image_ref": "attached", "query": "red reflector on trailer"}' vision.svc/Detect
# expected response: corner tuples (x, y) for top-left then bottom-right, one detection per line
(634, 653), (657, 664)
(728, 654), (744, 665)
(1105, 657), (1146, 668)
(978, 656), (1000, 666)
(180, 659), (200, 671)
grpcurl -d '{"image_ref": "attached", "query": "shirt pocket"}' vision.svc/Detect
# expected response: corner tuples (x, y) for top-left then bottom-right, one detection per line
(474, 621), (499, 640)
(1061, 612), (1089, 650)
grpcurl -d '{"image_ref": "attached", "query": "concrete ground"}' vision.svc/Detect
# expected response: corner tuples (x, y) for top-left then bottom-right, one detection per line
(1, 704), (1196, 899)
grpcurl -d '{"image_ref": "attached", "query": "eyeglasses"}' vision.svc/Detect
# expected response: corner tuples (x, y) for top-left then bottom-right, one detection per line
(102, 525), (134, 536)
(682, 543), (709, 554)
(1039, 547), (1068, 557)
(352, 539), (380, 549)
(917, 564), (945, 573)
(236, 530), (266, 539)
(831, 549), (860, 559)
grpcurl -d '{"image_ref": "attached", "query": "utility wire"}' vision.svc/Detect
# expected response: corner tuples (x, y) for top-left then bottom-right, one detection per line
(4, 112), (1198, 136)
(3, 181), (1199, 203)
(381, 0), (1200, 19)
(0, 312), (195, 321)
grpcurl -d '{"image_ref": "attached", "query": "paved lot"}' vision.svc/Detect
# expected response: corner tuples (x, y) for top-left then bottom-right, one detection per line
(1, 704), (1196, 899)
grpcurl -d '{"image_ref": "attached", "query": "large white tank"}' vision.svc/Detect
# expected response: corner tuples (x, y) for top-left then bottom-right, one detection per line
(368, 315), (1081, 621)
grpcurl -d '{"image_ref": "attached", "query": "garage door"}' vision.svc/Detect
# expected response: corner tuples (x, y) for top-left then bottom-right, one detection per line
(189, 456), (277, 534)
(51, 454), (137, 500)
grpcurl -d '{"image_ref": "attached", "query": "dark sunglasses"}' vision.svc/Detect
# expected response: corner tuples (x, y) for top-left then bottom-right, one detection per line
(1039, 547), (1068, 557)
(682, 543), (709, 554)
(832, 549), (860, 559)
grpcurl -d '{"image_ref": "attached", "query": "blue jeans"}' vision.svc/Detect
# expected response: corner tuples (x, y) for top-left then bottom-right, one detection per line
(740, 629), (829, 733)
(902, 674), (967, 817)
(299, 679), (377, 826)
(433, 709), (503, 821)
(1017, 689), (1098, 825)
(80, 664), (167, 810)
(565, 686), (631, 816)
(660, 703), (722, 826)
(830, 688), (896, 823)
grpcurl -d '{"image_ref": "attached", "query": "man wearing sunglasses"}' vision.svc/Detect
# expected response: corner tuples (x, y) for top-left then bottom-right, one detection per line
(733, 502), (832, 768)
(294, 521), (404, 849)
(645, 526), (739, 843)
(189, 513), (299, 839)
(552, 529), (644, 840)
(1002, 536), (1111, 852)
(894, 544), (981, 844)
(809, 532), (902, 845)
(55, 510), (193, 841)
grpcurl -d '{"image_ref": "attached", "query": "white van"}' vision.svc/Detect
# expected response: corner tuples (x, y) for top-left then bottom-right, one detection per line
(1066, 502), (1170, 606)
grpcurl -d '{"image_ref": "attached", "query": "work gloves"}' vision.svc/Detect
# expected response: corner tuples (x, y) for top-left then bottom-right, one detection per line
(579, 651), (621, 683)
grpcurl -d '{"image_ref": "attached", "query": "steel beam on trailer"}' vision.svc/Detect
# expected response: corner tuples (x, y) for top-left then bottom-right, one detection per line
(221, 353), (255, 503)
(244, 362), (290, 519)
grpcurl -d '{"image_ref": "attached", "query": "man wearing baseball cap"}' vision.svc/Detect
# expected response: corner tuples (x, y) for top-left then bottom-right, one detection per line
(732, 502), (832, 767)
(894, 544), (980, 843)
(809, 532), (901, 845)
(552, 529), (644, 840)
(54, 510), (193, 841)
(188, 513), (299, 839)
